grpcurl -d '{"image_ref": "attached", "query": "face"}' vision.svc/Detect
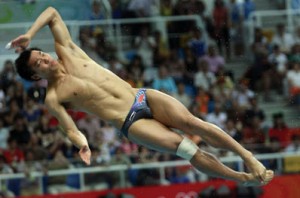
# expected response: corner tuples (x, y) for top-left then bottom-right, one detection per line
(28, 50), (57, 78)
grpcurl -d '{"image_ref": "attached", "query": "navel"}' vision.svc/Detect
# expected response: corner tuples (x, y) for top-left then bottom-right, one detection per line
(83, 64), (88, 67)
(73, 92), (78, 96)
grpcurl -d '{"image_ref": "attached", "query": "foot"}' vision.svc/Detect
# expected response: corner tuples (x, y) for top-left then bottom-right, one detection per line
(242, 156), (274, 186)
(242, 170), (274, 186)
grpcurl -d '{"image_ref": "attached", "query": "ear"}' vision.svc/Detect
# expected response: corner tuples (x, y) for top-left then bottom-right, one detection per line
(31, 74), (41, 81)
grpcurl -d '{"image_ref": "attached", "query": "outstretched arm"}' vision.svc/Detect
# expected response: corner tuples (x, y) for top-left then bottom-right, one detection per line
(45, 92), (91, 165)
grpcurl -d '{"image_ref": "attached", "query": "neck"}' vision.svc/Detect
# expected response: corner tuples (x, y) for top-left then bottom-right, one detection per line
(46, 62), (67, 84)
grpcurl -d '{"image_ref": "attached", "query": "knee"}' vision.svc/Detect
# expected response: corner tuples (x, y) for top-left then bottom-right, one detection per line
(176, 137), (198, 161)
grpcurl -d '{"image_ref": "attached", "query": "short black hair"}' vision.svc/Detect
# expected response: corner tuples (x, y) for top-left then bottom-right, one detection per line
(15, 47), (42, 81)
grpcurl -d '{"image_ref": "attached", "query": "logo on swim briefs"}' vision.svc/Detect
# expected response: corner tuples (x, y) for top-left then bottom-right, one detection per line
(138, 93), (145, 103)
(129, 111), (136, 121)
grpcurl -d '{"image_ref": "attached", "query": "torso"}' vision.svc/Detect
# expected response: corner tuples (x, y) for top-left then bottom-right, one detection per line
(47, 43), (137, 129)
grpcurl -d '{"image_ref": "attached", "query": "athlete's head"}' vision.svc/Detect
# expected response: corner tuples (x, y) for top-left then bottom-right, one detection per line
(15, 47), (57, 81)
(15, 47), (42, 81)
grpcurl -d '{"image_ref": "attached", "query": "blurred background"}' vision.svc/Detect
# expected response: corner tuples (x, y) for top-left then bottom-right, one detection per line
(0, 0), (300, 197)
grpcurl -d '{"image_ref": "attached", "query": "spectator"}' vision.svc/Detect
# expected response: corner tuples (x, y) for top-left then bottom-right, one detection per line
(0, 60), (17, 92)
(287, 62), (300, 105)
(127, 0), (156, 17)
(89, 0), (105, 20)
(21, 98), (42, 124)
(243, 0), (255, 21)
(268, 113), (290, 148)
(212, 0), (231, 59)
(192, 86), (210, 118)
(77, 114), (101, 144)
(284, 134), (300, 152)
(205, 102), (227, 129)
(242, 116), (266, 152)
(153, 30), (170, 66)
(27, 81), (47, 104)
(289, 44), (300, 64)
(126, 55), (145, 87)
(200, 45), (225, 74)
(251, 27), (269, 60)
(271, 23), (294, 54)
(187, 27), (207, 59)
(224, 119), (242, 142)
(268, 44), (288, 94)
(231, 79), (255, 111)
(152, 65), (178, 95)
(228, 0), (244, 56)
(194, 59), (217, 92)
(3, 137), (25, 166)
(109, 0), (123, 19)
(0, 118), (10, 150)
(134, 26), (156, 68)
(9, 113), (31, 148)
(244, 53), (273, 101)
(243, 97), (266, 128)
(172, 81), (192, 108)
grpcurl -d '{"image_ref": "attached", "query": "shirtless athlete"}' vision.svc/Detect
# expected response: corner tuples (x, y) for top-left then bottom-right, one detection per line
(10, 7), (273, 186)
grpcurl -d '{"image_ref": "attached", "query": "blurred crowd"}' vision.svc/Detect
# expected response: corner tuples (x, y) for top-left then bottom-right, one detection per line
(1, 0), (300, 196)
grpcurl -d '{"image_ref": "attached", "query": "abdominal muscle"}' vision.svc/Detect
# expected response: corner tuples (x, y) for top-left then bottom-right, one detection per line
(64, 66), (138, 129)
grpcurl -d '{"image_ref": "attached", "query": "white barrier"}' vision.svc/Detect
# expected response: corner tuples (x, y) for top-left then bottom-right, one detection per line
(0, 151), (299, 195)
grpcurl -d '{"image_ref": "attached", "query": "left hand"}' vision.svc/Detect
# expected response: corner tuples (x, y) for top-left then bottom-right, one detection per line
(79, 145), (91, 165)
(11, 34), (31, 53)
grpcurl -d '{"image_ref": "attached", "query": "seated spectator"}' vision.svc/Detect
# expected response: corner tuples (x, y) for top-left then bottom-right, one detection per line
(3, 137), (25, 167)
(231, 79), (255, 111)
(126, 55), (145, 88)
(9, 113), (31, 148)
(153, 30), (170, 66)
(194, 59), (216, 92)
(268, 113), (290, 148)
(0, 118), (9, 150)
(134, 26), (156, 68)
(152, 65), (178, 95)
(243, 97), (266, 128)
(284, 134), (300, 152)
(127, 0), (156, 17)
(205, 102), (227, 130)
(21, 98), (42, 125)
(286, 62), (300, 104)
(224, 119), (242, 142)
(242, 116), (266, 152)
(172, 81), (192, 108)
(271, 23), (294, 54)
(200, 45), (225, 74)
(250, 27), (268, 60)
(244, 53), (273, 101)
(268, 44), (288, 94)
(77, 114), (101, 145)
(187, 27), (207, 59)
(27, 81), (46, 104)
(288, 44), (300, 64)
(89, 0), (105, 20)
(192, 86), (210, 118)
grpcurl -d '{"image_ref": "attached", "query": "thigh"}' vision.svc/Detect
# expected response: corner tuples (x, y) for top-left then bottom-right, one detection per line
(146, 89), (194, 130)
(128, 119), (183, 154)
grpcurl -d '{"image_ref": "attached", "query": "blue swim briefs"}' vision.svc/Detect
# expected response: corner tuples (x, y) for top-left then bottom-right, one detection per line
(120, 88), (153, 138)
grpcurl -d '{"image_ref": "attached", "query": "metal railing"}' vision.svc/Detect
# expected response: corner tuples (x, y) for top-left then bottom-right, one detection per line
(0, 15), (203, 60)
(0, 151), (299, 195)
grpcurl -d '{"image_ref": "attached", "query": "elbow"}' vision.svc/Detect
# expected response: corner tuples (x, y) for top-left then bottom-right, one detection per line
(46, 7), (60, 19)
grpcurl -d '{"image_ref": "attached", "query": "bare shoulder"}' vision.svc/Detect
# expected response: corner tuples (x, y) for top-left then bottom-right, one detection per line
(44, 88), (59, 107)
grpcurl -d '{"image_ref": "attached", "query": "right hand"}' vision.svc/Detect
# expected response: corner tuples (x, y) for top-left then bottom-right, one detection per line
(79, 145), (91, 165)
(11, 34), (31, 53)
